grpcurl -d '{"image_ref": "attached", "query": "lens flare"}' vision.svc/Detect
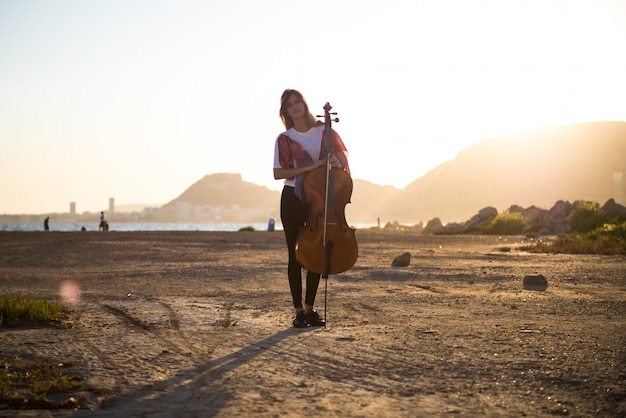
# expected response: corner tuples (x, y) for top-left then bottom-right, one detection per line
(59, 280), (82, 305)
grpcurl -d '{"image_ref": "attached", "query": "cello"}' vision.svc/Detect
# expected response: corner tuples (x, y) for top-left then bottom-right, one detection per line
(296, 102), (358, 276)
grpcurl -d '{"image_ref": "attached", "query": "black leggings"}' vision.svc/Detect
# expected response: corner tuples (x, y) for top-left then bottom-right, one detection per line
(280, 186), (321, 309)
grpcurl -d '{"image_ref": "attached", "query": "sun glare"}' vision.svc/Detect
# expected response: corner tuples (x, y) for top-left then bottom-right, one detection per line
(0, 0), (624, 213)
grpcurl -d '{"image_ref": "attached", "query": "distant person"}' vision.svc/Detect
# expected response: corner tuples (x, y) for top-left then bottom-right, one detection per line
(273, 88), (351, 328)
(44, 217), (49, 231)
(99, 211), (108, 232)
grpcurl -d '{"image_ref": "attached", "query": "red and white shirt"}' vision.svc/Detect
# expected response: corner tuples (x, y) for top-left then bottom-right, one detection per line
(273, 125), (350, 188)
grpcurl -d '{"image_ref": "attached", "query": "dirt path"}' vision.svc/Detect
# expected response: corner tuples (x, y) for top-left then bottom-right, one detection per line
(1, 231), (625, 417)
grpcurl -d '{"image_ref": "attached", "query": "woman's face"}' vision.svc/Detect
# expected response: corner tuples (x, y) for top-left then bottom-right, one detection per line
(285, 94), (306, 121)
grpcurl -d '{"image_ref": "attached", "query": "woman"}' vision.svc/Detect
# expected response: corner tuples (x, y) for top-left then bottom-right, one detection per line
(273, 89), (350, 328)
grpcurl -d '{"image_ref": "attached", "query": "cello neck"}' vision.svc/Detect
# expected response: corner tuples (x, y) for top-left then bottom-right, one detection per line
(320, 102), (339, 158)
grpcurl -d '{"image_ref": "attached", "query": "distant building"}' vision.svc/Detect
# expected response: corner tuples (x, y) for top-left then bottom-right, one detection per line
(109, 198), (115, 214)
(175, 202), (193, 219)
(70, 202), (76, 215)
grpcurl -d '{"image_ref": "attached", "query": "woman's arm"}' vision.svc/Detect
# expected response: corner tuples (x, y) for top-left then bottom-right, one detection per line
(273, 156), (343, 180)
(273, 160), (324, 180)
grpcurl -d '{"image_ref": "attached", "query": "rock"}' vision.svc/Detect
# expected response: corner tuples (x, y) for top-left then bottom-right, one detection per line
(466, 206), (498, 230)
(444, 222), (467, 234)
(549, 200), (575, 220)
(600, 198), (626, 219)
(478, 206), (498, 220)
(425, 222), (467, 235)
(392, 252), (411, 267)
(422, 218), (443, 235)
(384, 221), (401, 230)
(509, 204), (545, 224)
(523, 274), (548, 291)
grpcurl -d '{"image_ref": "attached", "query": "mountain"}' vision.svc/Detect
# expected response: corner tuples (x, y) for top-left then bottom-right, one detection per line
(162, 122), (625, 224)
(383, 121), (626, 223)
(164, 173), (279, 208)
(347, 180), (401, 224)
(161, 173), (280, 222)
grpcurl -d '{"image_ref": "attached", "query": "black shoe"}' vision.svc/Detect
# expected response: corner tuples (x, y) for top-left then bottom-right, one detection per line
(293, 311), (307, 328)
(305, 310), (326, 327)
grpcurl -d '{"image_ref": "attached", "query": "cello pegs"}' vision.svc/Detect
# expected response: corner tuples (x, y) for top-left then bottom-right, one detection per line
(315, 116), (340, 123)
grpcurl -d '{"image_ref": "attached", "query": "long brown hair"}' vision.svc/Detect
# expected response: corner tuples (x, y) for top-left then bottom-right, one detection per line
(279, 89), (321, 130)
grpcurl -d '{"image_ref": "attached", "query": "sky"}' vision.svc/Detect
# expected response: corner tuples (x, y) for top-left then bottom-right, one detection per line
(1, 0), (625, 215)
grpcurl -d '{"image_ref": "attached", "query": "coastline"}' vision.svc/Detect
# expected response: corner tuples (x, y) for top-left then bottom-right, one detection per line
(0, 222), (380, 232)
(0, 222), (277, 232)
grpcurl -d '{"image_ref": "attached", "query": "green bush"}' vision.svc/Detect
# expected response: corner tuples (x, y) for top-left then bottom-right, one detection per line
(530, 222), (626, 255)
(483, 211), (527, 235)
(586, 221), (626, 241)
(567, 201), (609, 233)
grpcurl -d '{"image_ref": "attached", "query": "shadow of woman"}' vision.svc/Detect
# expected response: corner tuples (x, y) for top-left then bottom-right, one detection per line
(97, 326), (317, 415)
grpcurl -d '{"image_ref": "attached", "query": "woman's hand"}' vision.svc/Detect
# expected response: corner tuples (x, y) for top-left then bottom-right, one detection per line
(312, 159), (326, 170)
(311, 156), (342, 171)
(328, 155), (343, 169)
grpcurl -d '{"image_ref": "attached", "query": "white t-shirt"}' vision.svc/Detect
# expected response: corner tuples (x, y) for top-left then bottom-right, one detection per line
(273, 125), (325, 187)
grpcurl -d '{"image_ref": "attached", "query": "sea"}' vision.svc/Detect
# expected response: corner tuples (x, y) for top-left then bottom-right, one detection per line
(0, 222), (279, 232)
(1, 222), (377, 232)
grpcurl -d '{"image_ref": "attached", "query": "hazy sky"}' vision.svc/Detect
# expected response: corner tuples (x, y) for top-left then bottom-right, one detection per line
(1, 0), (625, 214)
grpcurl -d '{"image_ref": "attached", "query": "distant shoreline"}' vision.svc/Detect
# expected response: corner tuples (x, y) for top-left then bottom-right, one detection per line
(0, 222), (277, 232)
(0, 222), (379, 232)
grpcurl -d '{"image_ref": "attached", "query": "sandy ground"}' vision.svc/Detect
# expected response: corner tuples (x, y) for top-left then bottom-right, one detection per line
(0, 230), (625, 417)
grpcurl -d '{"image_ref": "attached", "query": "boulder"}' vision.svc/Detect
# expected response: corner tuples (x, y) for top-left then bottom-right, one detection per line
(523, 274), (548, 291)
(509, 204), (545, 224)
(466, 206), (498, 230)
(392, 252), (411, 267)
(441, 222), (466, 234)
(600, 199), (626, 219)
(478, 206), (498, 220)
(384, 221), (401, 230)
(422, 218), (443, 235)
(549, 200), (575, 221)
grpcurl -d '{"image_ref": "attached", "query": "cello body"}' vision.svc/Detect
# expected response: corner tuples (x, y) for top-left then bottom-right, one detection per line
(296, 166), (358, 274)
(295, 103), (358, 275)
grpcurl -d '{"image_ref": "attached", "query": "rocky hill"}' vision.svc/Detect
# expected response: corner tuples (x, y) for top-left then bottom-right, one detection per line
(382, 121), (626, 223)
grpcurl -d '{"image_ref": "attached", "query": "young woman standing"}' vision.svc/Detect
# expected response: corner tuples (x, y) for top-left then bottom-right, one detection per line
(273, 89), (350, 328)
